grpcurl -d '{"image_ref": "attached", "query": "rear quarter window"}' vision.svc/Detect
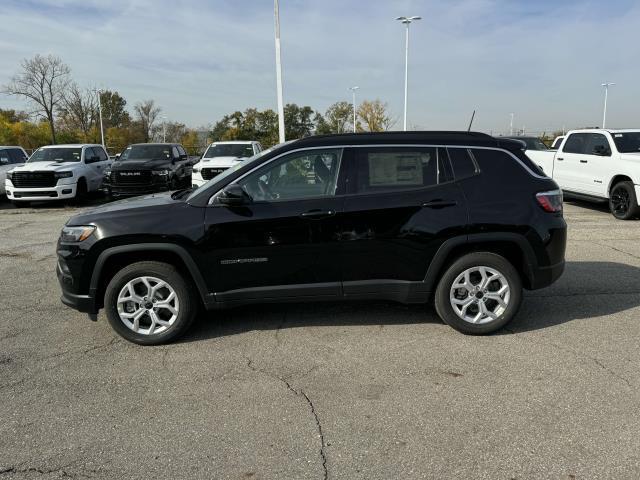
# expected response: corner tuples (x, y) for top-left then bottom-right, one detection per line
(471, 148), (542, 178)
(447, 148), (478, 179)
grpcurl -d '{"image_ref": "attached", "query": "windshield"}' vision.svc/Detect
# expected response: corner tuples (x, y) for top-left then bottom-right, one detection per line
(203, 143), (254, 159)
(28, 147), (82, 163)
(612, 132), (640, 153)
(120, 145), (172, 161)
(186, 142), (291, 202)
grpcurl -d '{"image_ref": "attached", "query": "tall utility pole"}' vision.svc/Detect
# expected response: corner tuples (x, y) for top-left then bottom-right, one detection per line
(161, 115), (167, 142)
(509, 113), (514, 136)
(349, 86), (359, 132)
(601, 82), (615, 129)
(396, 16), (421, 131)
(96, 89), (105, 147)
(274, 0), (285, 143)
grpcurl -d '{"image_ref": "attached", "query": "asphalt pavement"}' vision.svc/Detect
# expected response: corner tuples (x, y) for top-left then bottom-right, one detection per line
(1, 197), (639, 479)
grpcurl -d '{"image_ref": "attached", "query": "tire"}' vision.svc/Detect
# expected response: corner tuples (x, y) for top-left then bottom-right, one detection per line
(104, 261), (198, 345)
(75, 178), (88, 203)
(11, 200), (30, 208)
(609, 181), (639, 220)
(434, 252), (523, 335)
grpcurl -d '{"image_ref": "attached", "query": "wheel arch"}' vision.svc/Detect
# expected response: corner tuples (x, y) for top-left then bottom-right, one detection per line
(90, 243), (210, 310)
(608, 174), (634, 196)
(424, 233), (537, 291)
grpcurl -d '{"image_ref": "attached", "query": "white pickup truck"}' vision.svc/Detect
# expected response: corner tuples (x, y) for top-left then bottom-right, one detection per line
(5, 144), (111, 206)
(191, 141), (262, 188)
(513, 129), (640, 220)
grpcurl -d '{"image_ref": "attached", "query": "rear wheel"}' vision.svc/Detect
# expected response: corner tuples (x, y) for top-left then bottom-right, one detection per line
(104, 261), (198, 345)
(609, 181), (639, 220)
(434, 252), (523, 335)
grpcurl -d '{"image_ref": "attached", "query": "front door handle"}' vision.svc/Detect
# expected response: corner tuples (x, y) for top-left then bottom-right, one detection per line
(580, 160), (588, 163)
(422, 200), (458, 209)
(556, 157), (564, 161)
(300, 209), (336, 219)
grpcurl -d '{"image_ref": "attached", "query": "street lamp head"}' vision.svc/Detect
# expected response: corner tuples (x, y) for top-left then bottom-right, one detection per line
(396, 16), (421, 24)
(349, 86), (360, 91)
(601, 82), (616, 87)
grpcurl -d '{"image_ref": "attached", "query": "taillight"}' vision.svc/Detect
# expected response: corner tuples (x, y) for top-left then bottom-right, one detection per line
(536, 189), (563, 213)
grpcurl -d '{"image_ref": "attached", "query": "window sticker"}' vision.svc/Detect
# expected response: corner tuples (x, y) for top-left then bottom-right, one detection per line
(368, 153), (425, 186)
(615, 134), (623, 137)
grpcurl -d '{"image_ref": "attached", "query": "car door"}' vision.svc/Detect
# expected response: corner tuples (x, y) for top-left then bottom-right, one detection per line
(202, 147), (346, 301)
(553, 133), (588, 192)
(578, 133), (612, 197)
(338, 146), (467, 298)
(83, 147), (106, 190)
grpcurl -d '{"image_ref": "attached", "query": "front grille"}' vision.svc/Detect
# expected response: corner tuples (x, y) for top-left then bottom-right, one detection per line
(11, 171), (57, 188)
(14, 191), (58, 198)
(201, 168), (227, 180)
(112, 170), (152, 185)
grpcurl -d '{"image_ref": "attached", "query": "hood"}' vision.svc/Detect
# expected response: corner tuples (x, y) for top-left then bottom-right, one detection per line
(110, 159), (172, 171)
(12, 161), (80, 173)
(68, 191), (181, 225)
(197, 156), (244, 168)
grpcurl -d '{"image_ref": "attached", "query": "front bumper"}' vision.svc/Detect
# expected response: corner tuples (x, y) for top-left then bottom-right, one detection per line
(105, 182), (170, 197)
(57, 260), (97, 314)
(6, 180), (77, 201)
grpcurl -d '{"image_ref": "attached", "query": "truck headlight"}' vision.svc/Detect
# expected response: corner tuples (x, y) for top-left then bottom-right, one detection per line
(6, 171), (14, 182)
(54, 171), (73, 179)
(152, 169), (170, 176)
(60, 225), (96, 243)
(192, 167), (200, 173)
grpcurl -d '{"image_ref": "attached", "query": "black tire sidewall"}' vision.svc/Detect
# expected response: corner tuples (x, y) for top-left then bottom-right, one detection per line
(104, 261), (196, 345)
(610, 181), (639, 220)
(435, 252), (523, 335)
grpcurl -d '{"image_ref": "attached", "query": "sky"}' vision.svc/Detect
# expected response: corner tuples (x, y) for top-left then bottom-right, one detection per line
(1, 0), (639, 135)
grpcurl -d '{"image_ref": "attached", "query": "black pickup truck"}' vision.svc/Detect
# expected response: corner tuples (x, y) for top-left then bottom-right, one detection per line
(103, 143), (197, 197)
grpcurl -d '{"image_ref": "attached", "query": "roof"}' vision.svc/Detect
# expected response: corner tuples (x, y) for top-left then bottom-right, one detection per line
(129, 143), (179, 147)
(0, 146), (25, 149)
(40, 144), (102, 148)
(566, 128), (640, 134)
(287, 131), (523, 151)
(208, 140), (259, 145)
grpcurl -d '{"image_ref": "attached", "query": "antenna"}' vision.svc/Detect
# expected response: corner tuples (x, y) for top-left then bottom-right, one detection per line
(467, 110), (476, 132)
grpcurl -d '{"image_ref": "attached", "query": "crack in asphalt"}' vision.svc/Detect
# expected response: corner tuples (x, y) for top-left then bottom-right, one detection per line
(274, 311), (287, 349)
(246, 358), (328, 480)
(595, 242), (640, 262)
(0, 460), (99, 478)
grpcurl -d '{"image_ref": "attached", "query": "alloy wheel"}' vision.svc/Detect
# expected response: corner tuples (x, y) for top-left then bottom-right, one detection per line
(611, 187), (630, 217)
(449, 266), (510, 324)
(116, 276), (179, 335)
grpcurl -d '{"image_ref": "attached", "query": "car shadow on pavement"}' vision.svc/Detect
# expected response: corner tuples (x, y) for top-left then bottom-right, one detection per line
(0, 192), (112, 210)
(564, 197), (610, 214)
(180, 261), (640, 343)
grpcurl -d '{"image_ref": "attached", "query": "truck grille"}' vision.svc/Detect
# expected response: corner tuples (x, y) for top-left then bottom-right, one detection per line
(201, 168), (227, 180)
(112, 170), (152, 185)
(11, 171), (57, 188)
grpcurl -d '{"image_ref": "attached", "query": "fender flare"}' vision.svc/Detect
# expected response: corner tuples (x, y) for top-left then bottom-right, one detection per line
(89, 243), (211, 304)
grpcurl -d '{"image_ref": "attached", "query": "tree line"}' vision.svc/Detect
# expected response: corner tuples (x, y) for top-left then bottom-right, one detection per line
(1, 54), (396, 154)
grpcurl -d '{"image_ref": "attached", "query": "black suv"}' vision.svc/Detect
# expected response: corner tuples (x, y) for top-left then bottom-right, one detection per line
(57, 132), (566, 345)
(103, 143), (193, 197)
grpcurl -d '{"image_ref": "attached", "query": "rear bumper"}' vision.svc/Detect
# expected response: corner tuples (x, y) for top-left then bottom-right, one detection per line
(528, 259), (565, 290)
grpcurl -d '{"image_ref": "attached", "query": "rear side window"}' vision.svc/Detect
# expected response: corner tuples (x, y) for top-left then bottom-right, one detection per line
(562, 133), (589, 154)
(350, 147), (444, 194)
(471, 148), (539, 179)
(584, 133), (611, 156)
(447, 147), (477, 179)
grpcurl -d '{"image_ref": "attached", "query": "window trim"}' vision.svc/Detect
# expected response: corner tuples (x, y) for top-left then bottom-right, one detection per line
(207, 143), (545, 205)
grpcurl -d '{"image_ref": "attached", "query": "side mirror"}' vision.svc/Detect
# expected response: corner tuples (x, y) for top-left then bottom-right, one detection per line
(218, 184), (252, 206)
(115, 153), (121, 160)
(593, 145), (610, 156)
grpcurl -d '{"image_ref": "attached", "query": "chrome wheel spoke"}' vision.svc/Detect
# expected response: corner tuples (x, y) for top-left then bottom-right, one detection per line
(450, 265), (510, 325)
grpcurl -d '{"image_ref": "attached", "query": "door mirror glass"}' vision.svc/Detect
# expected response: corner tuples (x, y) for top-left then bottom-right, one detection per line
(218, 184), (252, 206)
(593, 144), (610, 156)
(0, 156), (9, 164)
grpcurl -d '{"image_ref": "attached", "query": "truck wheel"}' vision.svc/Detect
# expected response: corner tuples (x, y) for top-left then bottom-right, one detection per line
(609, 181), (639, 220)
(75, 178), (88, 202)
(434, 252), (523, 335)
(104, 261), (198, 345)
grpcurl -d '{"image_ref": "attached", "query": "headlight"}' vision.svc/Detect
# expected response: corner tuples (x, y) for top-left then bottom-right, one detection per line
(54, 171), (73, 179)
(6, 171), (13, 181)
(152, 169), (170, 176)
(103, 169), (111, 177)
(60, 225), (96, 243)
(192, 167), (200, 173)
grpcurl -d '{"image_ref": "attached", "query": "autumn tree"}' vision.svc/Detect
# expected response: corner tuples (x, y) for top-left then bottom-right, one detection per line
(316, 101), (353, 134)
(58, 83), (98, 141)
(2, 54), (71, 143)
(134, 99), (161, 142)
(357, 99), (395, 132)
(100, 90), (130, 129)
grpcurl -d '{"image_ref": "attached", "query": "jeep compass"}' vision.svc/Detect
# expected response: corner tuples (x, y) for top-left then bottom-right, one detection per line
(57, 132), (566, 345)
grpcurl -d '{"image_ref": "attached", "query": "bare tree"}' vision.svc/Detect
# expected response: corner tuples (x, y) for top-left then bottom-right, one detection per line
(134, 100), (161, 142)
(2, 54), (71, 144)
(357, 99), (396, 132)
(58, 83), (98, 140)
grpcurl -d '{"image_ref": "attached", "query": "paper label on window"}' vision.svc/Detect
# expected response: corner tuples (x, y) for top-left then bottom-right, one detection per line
(368, 153), (424, 186)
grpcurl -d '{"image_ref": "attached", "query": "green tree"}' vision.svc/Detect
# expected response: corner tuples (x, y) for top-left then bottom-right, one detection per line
(316, 101), (352, 134)
(100, 90), (130, 129)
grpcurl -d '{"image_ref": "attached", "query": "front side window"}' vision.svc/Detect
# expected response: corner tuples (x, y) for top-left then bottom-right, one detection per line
(239, 149), (342, 201)
(585, 133), (611, 156)
(10, 149), (27, 163)
(612, 132), (640, 153)
(95, 147), (108, 161)
(562, 133), (589, 154)
(28, 147), (82, 163)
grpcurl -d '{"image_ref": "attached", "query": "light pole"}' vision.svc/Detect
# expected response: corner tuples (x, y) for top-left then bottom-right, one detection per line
(274, 0), (285, 143)
(509, 113), (514, 136)
(349, 86), (359, 132)
(95, 89), (105, 147)
(601, 82), (615, 129)
(161, 115), (167, 142)
(396, 16), (421, 131)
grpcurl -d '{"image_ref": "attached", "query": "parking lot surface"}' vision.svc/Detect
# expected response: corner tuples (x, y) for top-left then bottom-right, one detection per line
(1, 197), (640, 479)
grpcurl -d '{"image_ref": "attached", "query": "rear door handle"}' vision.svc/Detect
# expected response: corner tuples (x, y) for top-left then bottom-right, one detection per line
(300, 209), (336, 219)
(580, 160), (588, 163)
(556, 157), (564, 161)
(422, 200), (458, 209)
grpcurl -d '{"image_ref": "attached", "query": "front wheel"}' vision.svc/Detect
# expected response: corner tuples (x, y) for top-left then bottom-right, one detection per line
(609, 181), (639, 220)
(434, 252), (523, 335)
(104, 261), (198, 345)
